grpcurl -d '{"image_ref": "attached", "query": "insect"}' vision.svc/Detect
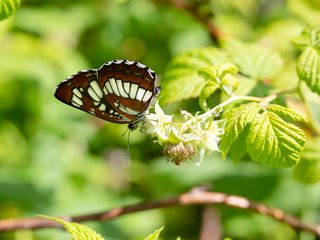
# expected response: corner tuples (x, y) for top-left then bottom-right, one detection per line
(54, 60), (160, 129)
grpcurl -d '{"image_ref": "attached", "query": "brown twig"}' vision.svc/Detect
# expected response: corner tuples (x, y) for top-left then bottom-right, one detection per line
(199, 206), (221, 240)
(153, 0), (221, 43)
(0, 187), (320, 236)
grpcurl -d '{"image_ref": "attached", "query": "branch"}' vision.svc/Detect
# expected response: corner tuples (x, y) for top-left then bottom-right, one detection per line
(199, 206), (221, 240)
(152, 0), (221, 43)
(0, 187), (320, 236)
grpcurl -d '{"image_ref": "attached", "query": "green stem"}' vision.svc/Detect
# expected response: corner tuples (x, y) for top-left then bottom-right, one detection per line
(189, 95), (273, 124)
(165, 94), (277, 138)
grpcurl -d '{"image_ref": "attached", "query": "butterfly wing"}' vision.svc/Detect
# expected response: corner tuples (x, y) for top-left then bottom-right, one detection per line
(54, 69), (132, 123)
(98, 60), (157, 120)
(54, 60), (158, 124)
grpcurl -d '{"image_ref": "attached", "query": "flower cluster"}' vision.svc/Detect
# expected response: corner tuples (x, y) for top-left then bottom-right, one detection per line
(144, 102), (225, 165)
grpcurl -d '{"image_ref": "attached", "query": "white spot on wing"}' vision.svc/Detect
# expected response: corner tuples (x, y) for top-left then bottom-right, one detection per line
(105, 81), (113, 94)
(72, 88), (82, 98)
(103, 86), (109, 95)
(129, 84), (138, 99)
(88, 87), (100, 102)
(136, 88), (146, 101)
(125, 60), (135, 65)
(118, 104), (140, 115)
(136, 62), (146, 68)
(98, 104), (106, 111)
(123, 82), (130, 94)
(114, 102), (119, 107)
(116, 79), (129, 98)
(71, 101), (81, 108)
(90, 81), (103, 98)
(109, 78), (120, 96)
(89, 108), (95, 115)
(72, 94), (83, 106)
(147, 69), (155, 78)
(142, 90), (153, 102)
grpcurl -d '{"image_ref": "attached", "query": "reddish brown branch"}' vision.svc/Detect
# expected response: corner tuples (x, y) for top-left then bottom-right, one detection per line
(200, 206), (221, 240)
(0, 187), (320, 236)
(153, 0), (221, 43)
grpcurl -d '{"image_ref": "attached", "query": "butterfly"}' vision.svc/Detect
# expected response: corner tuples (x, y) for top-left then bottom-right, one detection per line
(54, 60), (160, 129)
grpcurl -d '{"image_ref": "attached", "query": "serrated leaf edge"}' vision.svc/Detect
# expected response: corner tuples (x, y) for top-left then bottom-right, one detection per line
(246, 111), (305, 167)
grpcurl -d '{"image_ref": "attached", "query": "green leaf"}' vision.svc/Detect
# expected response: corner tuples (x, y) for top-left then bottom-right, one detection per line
(293, 137), (320, 184)
(198, 63), (239, 110)
(199, 85), (219, 111)
(220, 103), (261, 159)
(40, 216), (105, 240)
(247, 111), (306, 167)
(160, 47), (228, 105)
(222, 39), (284, 80)
(296, 47), (320, 94)
(198, 66), (219, 82)
(267, 104), (306, 122)
(198, 63), (238, 84)
(0, 0), (20, 21)
(293, 25), (320, 49)
(221, 103), (306, 167)
(220, 73), (239, 95)
(294, 26), (320, 94)
(144, 226), (164, 240)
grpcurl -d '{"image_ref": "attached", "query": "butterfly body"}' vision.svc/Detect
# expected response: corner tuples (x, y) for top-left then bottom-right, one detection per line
(54, 60), (159, 129)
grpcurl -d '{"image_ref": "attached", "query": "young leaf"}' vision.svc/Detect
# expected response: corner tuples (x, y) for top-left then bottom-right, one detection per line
(293, 25), (320, 48)
(40, 216), (105, 240)
(267, 104), (306, 123)
(198, 63), (239, 110)
(247, 111), (306, 167)
(222, 39), (284, 80)
(160, 47), (228, 105)
(144, 226), (164, 240)
(296, 47), (320, 94)
(294, 26), (320, 94)
(0, 0), (20, 21)
(199, 85), (219, 111)
(220, 103), (261, 158)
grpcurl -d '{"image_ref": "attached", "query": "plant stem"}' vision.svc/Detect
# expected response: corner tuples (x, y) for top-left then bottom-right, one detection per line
(187, 94), (274, 124)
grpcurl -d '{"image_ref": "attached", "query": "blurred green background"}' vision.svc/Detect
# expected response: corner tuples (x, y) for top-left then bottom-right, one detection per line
(0, 0), (320, 239)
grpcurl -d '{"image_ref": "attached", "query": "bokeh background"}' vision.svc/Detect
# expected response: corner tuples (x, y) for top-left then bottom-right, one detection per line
(1, 0), (320, 239)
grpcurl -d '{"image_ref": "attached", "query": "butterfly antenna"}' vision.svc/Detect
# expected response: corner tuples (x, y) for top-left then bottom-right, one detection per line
(126, 129), (131, 166)
(122, 127), (129, 136)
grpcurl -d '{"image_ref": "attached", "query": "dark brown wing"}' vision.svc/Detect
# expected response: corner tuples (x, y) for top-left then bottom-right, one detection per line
(97, 60), (156, 119)
(54, 69), (132, 123)
(54, 60), (158, 124)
